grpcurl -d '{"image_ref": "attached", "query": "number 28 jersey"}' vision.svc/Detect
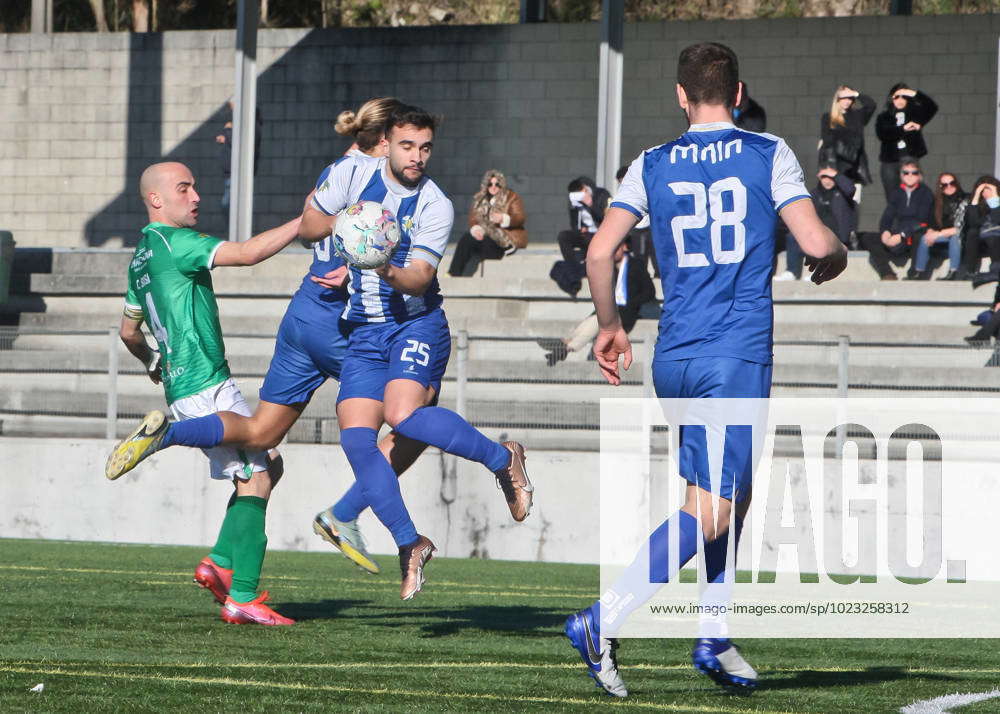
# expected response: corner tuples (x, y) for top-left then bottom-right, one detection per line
(612, 122), (809, 365)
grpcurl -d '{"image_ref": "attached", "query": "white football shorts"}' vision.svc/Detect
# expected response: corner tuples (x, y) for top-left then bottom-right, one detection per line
(168, 377), (268, 482)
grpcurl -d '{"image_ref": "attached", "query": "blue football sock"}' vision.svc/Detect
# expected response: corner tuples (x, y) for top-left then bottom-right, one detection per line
(394, 407), (509, 471)
(340, 427), (417, 548)
(703, 514), (744, 584)
(698, 514), (744, 639)
(596, 510), (699, 636)
(332, 482), (368, 523)
(160, 413), (224, 449)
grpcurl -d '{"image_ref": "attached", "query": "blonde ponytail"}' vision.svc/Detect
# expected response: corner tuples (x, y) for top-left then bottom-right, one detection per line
(334, 109), (360, 136)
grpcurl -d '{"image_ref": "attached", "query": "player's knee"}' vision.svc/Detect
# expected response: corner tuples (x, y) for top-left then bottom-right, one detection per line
(236, 469), (272, 498)
(701, 523), (720, 542)
(701, 520), (735, 543)
(244, 421), (283, 451)
(383, 404), (416, 429)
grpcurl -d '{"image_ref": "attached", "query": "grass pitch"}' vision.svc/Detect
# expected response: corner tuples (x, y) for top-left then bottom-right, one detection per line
(2, 539), (999, 713)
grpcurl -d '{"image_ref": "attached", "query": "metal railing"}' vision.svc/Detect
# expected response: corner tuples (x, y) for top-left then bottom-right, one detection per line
(1, 326), (999, 442)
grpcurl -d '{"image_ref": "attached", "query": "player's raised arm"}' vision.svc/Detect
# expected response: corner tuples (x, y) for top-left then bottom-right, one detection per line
(300, 158), (357, 241)
(300, 201), (336, 242)
(212, 216), (303, 267)
(586, 206), (639, 385)
(780, 198), (847, 285)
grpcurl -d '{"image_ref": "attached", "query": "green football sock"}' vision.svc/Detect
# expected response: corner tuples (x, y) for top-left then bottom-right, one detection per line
(228, 495), (268, 604)
(208, 490), (239, 570)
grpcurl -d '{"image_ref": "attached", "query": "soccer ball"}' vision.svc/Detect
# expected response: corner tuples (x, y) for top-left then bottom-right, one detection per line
(333, 200), (401, 269)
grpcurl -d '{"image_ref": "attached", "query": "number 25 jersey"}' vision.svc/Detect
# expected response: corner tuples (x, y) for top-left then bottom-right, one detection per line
(612, 122), (810, 365)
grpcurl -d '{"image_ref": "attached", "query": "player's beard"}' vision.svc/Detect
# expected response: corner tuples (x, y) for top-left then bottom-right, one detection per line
(389, 160), (423, 189)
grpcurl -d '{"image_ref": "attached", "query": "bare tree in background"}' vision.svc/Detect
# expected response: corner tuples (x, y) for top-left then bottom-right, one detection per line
(321, 0), (342, 27)
(132, 0), (149, 31)
(87, 0), (109, 30)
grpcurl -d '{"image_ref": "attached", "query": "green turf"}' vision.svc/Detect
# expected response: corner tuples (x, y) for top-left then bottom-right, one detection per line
(1, 538), (997, 712)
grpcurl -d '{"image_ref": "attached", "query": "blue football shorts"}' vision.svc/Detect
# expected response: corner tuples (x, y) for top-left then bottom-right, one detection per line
(258, 309), (351, 406)
(337, 308), (451, 403)
(652, 356), (772, 503)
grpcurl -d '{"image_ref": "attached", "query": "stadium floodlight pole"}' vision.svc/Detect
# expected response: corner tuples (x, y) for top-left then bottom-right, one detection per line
(229, 0), (259, 242)
(596, 0), (624, 193)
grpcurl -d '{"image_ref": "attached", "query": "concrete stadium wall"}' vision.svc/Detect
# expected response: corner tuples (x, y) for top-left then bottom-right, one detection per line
(4, 436), (999, 586)
(0, 15), (997, 250)
(1, 438), (599, 564)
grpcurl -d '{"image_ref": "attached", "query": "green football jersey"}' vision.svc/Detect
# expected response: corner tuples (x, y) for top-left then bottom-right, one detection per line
(124, 222), (230, 404)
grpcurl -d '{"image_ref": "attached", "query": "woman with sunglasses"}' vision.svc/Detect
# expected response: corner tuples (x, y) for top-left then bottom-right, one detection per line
(913, 173), (968, 280)
(447, 169), (527, 276)
(875, 83), (939, 200)
(818, 85), (875, 213)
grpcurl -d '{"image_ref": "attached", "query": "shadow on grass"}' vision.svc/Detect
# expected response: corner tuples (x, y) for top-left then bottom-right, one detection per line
(359, 604), (570, 638)
(760, 666), (958, 692)
(276, 599), (369, 622)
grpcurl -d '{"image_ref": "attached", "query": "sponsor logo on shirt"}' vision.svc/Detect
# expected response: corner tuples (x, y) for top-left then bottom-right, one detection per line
(163, 362), (186, 383)
(131, 248), (153, 270)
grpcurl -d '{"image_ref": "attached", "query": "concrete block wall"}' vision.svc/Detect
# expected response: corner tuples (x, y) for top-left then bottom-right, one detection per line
(0, 15), (997, 249)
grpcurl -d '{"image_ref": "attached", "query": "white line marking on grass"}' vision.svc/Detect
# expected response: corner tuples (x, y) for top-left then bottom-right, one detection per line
(901, 689), (1000, 713)
(133, 579), (583, 599)
(0, 565), (592, 596)
(0, 665), (785, 713)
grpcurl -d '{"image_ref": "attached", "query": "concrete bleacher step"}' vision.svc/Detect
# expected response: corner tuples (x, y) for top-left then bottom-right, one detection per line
(15, 244), (976, 292)
(772, 323), (977, 344)
(16, 289), (990, 333)
(31, 247), (980, 301)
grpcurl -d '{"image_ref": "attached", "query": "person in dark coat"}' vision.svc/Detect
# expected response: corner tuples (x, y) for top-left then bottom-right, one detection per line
(557, 176), (611, 264)
(960, 176), (1000, 281)
(779, 166), (856, 280)
(875, 84), (938, 200)
(861, 159), (933, 279)
(540, 239), (656, 366)
(733, 81), (766, 133)
(818, 85), (875, 193)
(916, 172), (967, 280)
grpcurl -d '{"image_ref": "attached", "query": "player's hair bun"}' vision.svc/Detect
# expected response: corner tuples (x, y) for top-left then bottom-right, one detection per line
(334, 110), (360, 136)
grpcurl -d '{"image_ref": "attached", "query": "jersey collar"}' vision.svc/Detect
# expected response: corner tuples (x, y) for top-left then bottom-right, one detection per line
(688, 121), (737, 132)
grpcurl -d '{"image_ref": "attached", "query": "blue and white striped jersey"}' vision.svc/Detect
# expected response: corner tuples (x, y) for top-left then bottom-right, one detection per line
(311, 155), (454, 324)
(286, 151), (366, 322)
(612, 122), (809, 365)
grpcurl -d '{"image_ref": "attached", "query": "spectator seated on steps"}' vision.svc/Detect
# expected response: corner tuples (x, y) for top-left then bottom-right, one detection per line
(447, 169), (527, 277)
(539, 238), (656, 367)
(859, 158), (932, 280)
